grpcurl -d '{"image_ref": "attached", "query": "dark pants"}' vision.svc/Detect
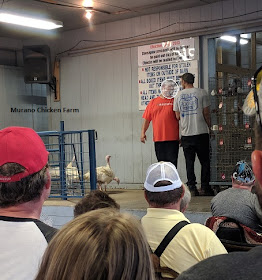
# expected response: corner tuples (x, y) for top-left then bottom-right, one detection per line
(154, 140), (179, 167)
(181, 134), (210, 191)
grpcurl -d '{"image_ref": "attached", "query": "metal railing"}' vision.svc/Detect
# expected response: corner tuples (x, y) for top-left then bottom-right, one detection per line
(38, 121), (97, 199)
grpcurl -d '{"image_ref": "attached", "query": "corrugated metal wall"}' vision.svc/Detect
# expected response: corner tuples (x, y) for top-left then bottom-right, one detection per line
(48, 47), (195, 186)
(0, 65), (48, 132)
(5, 0), (262, 187)
(41, 0), (262, 187)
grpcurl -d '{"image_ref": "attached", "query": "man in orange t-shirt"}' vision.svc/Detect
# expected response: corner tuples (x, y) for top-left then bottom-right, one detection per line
(140, 79), (179, 167)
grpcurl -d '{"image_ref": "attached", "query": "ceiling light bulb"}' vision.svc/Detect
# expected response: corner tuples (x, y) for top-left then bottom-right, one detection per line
(83, 0), (93, 7)
(85, 10), (92, 20)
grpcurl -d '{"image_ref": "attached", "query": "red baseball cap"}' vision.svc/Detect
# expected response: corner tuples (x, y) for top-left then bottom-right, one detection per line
(0, 126), (49, 182)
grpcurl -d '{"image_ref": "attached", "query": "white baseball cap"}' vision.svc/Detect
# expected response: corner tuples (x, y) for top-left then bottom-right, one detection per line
(144, 162), (182, 192)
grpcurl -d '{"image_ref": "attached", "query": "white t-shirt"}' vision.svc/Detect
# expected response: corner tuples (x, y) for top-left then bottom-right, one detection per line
(173, 88), (210, 136)
(0, 216), (57, 280)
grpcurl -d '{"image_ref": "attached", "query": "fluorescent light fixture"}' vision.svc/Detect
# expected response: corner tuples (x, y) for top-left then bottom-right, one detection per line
(240, 33), (251, 39)
(220, 35), (236, 43)
(240, 38), (249, 45)
(220, 35), (248, 45)
(0, 12), (63, 30)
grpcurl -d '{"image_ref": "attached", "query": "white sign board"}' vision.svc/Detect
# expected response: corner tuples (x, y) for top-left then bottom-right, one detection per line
(138, 60), (198, 110)
(138, 38), (195, 67)
(138, 38), (198, 110)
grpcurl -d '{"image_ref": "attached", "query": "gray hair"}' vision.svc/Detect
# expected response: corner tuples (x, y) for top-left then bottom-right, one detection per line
(161, 79), (176, 91)
(180, 184), (191, 212)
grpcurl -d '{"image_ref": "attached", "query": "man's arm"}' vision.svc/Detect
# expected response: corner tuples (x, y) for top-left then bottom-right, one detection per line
(173, 96), (180, 120)
(140, 119), (150, 143)
(203, 106), (211, 129)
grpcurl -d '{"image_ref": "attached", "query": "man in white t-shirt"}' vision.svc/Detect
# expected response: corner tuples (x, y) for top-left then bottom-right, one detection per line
(173, 73), (213, 196)
(0, 127), (57, 280)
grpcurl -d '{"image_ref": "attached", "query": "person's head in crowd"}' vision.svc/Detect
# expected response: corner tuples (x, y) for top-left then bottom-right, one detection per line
(231, 160), (255, 190)
(180, 184), (191, 213)
(144, 161), (184, 209)
(180, 73), (195, 89)
(0, 126), (50, 216)
(161, 79), (176, 99)
(35, 209), (155, 280)
(74, 190), (120, 217)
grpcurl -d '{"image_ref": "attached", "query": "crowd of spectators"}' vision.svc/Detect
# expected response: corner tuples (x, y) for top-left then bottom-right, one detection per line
(1, 76), (262, 279)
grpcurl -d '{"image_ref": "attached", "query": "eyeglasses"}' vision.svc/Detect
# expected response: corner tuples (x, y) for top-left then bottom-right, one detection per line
(252, 66), (262, 131)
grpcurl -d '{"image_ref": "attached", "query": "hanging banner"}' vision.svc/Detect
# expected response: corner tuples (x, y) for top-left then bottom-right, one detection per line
(138, 38), (195, 67)
(138, 60), (198, 110)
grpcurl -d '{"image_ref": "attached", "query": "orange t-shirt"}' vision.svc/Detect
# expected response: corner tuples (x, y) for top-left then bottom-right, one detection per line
(143, 96), (179, 142)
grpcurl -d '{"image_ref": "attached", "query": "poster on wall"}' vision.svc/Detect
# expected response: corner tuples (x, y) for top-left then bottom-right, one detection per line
(138, 38), (195, 67)
(138, 38), (198, 110)
(138, 60), (198, 110)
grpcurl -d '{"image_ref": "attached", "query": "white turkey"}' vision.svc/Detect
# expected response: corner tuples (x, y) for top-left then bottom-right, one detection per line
(84, 155), (120, 191)
(49, 156), (80, 182)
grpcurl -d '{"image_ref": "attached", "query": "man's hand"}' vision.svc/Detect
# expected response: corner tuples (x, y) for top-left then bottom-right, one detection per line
(140, 133), (147, 143)
(141, 119), (150, 143)
(203, 106), (211, 129)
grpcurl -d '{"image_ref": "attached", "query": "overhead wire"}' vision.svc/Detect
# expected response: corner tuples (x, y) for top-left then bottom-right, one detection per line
(56, 8), (262, 57)
(32, 0), (135, 13)
(32, 0), (83, 9)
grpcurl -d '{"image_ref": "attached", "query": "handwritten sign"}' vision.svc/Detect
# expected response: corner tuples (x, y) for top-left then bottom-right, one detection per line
(138, 60), (198, 110)
(138, 38), (195, 67)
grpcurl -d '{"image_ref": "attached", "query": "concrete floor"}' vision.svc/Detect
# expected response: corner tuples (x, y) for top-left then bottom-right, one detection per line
(44, 189), (213, 212)
(43, 189), (214, 228)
